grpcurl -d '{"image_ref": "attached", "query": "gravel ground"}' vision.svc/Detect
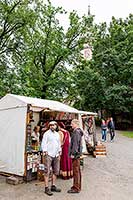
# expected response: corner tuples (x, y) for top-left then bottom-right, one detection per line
(0, 130), (133, 200)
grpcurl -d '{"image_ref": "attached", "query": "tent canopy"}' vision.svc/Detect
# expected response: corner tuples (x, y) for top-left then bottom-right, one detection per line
(0, 94), (79, 113)
(0, 94), (97, 115)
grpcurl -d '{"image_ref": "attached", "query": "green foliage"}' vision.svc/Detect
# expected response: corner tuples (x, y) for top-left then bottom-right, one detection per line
(70, 63), (105, 111)
(0, 0), (94, 98)
(0, 0), (37, 96)
(0, 0), (132, 119)
(105, 84), (132, 112)
(77, 15), (132, 113)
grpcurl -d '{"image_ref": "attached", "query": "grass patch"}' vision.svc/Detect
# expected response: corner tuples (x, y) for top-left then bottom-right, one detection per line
(121, 131), (133, 138)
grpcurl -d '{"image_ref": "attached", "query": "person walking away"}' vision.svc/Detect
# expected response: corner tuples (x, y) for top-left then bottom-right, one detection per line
(58, 122), (73, 180)
(67, 119), (83, 194)
(108, 117), (115, 142)
(101, 119), (107, 142)
(41, 121), (61, 196)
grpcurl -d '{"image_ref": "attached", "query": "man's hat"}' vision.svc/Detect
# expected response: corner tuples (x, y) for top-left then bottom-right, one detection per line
(49, 121), (57, 125)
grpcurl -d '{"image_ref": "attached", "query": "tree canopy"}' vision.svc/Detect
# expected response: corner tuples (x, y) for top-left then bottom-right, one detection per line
(70, 15), (133, 116)
(0, 0), (132, 119)
(0, 0), (93, 98)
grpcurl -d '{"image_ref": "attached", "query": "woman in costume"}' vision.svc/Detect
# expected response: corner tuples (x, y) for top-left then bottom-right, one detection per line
(58, 122), (73, 179)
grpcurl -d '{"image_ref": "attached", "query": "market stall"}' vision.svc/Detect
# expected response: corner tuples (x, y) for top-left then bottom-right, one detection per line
(0, 94), (97, 181)
(0, 94), (80, 181)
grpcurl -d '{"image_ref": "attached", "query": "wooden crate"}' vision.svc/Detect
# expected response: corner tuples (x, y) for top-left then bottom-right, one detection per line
(93, 144), (107, 157)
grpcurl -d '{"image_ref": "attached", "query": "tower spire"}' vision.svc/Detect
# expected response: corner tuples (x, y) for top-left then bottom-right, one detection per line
(88, 5), (90, 16)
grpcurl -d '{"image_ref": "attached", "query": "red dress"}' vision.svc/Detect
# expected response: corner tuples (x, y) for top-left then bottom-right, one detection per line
(60, 129), (73, 179)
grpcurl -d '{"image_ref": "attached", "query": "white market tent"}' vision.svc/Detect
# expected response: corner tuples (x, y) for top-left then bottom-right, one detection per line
(0, 94), (97, 177)
(0, 93), (80, 113)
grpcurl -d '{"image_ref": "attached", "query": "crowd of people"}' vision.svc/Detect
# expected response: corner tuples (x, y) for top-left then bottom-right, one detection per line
(31, 116), (115, 196)
(101, 117), (115, 142)
(31, 119), (83, 196)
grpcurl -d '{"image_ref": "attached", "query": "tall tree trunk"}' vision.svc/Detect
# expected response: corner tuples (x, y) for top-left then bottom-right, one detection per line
(41, 85), (47, 99)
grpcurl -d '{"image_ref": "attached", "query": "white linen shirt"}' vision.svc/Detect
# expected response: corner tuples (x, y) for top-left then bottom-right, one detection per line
(41, 129), (61, 157)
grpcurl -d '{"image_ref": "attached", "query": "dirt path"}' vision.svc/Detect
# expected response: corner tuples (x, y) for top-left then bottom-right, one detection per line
(0, 130), (133, 200)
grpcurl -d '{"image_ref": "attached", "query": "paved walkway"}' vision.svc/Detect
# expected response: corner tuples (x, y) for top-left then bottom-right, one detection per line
(0, 130), (133, 200)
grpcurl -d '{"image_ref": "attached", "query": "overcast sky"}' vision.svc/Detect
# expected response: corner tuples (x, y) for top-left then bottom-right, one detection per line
(51, 0), (133, 26)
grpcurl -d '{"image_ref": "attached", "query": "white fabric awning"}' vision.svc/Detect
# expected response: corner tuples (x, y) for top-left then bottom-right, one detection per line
(0, 94), (97, 115)
(0, 94), (79, 113)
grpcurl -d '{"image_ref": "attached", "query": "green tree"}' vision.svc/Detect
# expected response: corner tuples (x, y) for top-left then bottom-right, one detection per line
(94, 15), (133, 114)
(21, 0), (94, 98)
(0, 0), (36, 96)
(0, 0), (94, 98)
(72, 14), (133, 115)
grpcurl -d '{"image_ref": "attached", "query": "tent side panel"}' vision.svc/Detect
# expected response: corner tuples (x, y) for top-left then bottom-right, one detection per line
(0, 106), (27, 176)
